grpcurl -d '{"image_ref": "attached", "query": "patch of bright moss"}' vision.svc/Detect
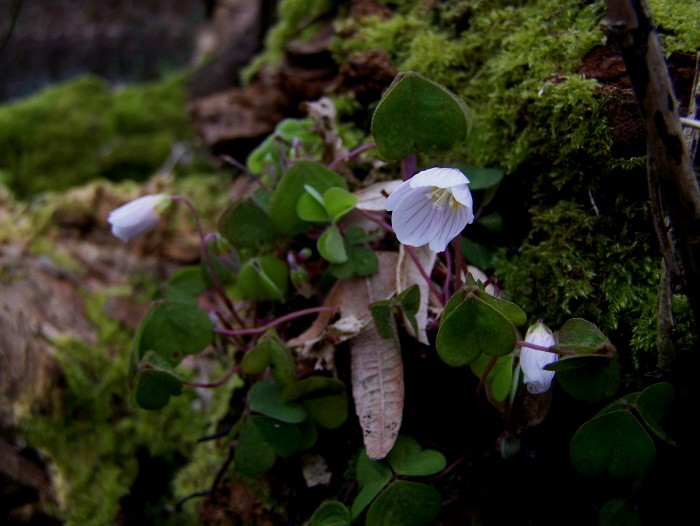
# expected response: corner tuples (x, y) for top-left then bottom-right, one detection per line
(19, 285), (238, 526)
(0, 73), (194, 198)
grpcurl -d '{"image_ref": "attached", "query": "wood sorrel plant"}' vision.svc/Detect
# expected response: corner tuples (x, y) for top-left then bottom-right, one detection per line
(112, 71), (676, 525)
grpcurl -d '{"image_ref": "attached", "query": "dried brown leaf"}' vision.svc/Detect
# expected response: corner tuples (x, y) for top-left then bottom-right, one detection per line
(288, 252), (398, 355)
(353, 180), (402, 211)
(396, 244), (436, 345)
(350, 324), (404, 459)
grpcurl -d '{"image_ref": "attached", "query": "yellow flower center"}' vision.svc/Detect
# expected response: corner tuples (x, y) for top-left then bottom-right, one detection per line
(427, 187), (459, 209)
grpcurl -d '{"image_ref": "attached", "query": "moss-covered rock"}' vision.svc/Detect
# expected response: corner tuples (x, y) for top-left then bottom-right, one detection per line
(0, 73), (195, 198)
(329, 0), (699, 367)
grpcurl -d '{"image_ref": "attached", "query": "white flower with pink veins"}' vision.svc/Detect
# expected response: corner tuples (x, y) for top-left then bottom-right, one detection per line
(520, 322), (559, 394)
(385, 167), (474, 253)
(108, 194), (172, 241)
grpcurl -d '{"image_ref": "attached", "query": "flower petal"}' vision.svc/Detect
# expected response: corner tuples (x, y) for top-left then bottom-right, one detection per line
(409, 167), (469, 189)
(450, 183), (474, 212)
(107, 194), (170, 242)
(428, 204), (471, 252)
(391, 188), (439, 247)
(520, 323), (558, 394)
(385, 179), (414, 211)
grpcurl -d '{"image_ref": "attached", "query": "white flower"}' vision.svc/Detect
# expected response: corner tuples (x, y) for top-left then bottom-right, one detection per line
(520, 322), (558, 394)
(108, 194), (172, 241)
(385, 167), (474, 253)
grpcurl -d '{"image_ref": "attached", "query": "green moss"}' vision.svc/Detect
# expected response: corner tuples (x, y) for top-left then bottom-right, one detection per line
(19, 285), (237, 525)
(648, 0), (700, 53)
(0, 73), (194, 198)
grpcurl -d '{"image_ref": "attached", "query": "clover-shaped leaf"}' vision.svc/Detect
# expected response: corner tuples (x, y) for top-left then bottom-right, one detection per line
(546, 354), (620, 403)
(469, 353), (514, 402)
(297, 185), (329, 223)
(303, 394), (348, 430)
(437, 294), (516, 366)
(269, 161), (347, 236)
(234, 416), (278, 475)
(219, 199), (276, 248)
(249, 380), (307, 424)
(553, 318), (614, 354)
(237, 256), (288, 302)
(310, 501), (351, 526)
(132, 351), (183, 410)
(324, 187), (357, 222)
(329, 245), (378, 279)
(135, 300), (213, 365)
(372, 71), (472, 160)
(318, 225), (348, 264)
(569, 382), (675, 480)
(386, 435), (446, 477)
(570, 405), (655, 480)
(241, 331), (296, 386)
(351, 450), (393, 519)
(365, 480), (441, 526)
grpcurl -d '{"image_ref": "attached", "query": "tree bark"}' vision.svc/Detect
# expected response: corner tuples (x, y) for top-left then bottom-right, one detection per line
(603, 0), (700, 331)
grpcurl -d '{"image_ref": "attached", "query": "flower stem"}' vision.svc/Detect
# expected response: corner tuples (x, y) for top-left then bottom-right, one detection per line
(329, 143), (377, 169)
(403, 245), (445, 306)
(171, 195), (245, 328)
(517, 340), (575, 356)
(180, 364), (239, 389)
(400, 154), (417, 181)
(215, 306), (339, 337)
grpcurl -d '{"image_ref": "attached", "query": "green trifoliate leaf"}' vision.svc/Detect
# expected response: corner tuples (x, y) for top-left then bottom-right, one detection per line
(132, 351), (183, 410)
(234, 416), (277, 475)
(237, 256), (288, 302)
(351, 451), (392, 519)
(546, 354), (620, 403)
(323, 186), (357, 222)
(269, 160), (347, 236)
(437, 295), (517, 366)
(219, 199), (276, 248)
(297, 185), (330, 223)
(570, 406), (656, 480)
(386, 435), (446, 477)
(370, 300), (396, 340)
(241, 331), (296, 386)
(303, 394), (348, 430)
(371, 71), (472, 160)
(329, 245), (378, 278)
(469, 353), (514, 402)
(318, 225), (348, 264)
(553, 318), (614, 354)
(635, 382), (676, 446)
(365, 480), (441, 526)
(474, 288), (527, 326)
(249, 380), (307, 424)
(310, 500), (351, 526)
(135, 300), (213, 365)
(599, 499), (641, 526)
(162, 265), (207, 304)
(252, 415), (303, 458)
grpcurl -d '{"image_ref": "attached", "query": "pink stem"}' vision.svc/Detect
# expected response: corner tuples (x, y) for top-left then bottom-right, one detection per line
(216, 306), (339, 337)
